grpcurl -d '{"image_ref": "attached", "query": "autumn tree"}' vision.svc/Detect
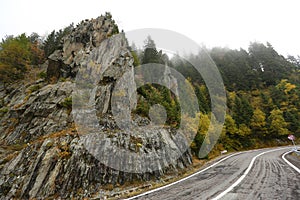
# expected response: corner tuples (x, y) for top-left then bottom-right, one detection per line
(0, 33), (45, 87)
(220, 115), (241, 150)
(238, 124), (251, 137)
(0, 34), (31, 85)
(268, 108), (289, 136)
(250, 108), (267, 138)
(191, 113), (210, 156)
(29, 33), (45, 65)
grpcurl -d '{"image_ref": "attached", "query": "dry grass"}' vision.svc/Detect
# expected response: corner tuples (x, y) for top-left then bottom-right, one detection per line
(102, 184), (115, 191)
(58, 151), (71, 159)
(2, 143), (27, 151)
(29, 124), (78, 146)
(45, 126), (77, 139)
(0, 152), (19, 165)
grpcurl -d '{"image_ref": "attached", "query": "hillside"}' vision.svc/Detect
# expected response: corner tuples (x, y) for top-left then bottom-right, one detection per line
(0, 14), (192, 199)
(0, 13), (299, 199)
(133, 37), (300, 155)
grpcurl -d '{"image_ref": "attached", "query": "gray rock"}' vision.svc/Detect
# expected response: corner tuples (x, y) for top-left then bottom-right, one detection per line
(1, 81), (74, 144)
(0, 14), (192, 199)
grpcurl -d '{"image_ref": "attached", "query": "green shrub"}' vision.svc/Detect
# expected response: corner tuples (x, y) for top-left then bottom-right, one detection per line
(0, 107), (9, 118)
(59, 77), (67, 82)
(131, 51), (140, 67)
(28, 84), (40, 93)
(38, 71), (47, 79)
(61, 97), (72, 109)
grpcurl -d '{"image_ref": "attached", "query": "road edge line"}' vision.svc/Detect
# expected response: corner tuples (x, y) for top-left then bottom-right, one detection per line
(282, 151), (300, 174)
(124, 152), (242, 200)
(212, 147), (289, 200)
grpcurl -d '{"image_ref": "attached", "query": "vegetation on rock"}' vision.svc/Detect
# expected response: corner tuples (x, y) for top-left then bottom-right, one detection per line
(0, 12), (300, 199)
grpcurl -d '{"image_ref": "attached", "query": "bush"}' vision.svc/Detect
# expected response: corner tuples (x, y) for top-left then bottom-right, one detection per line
(0, 107), (9, 118)
(28, 85), (40, 93)
(38, 71), (47, 79)
(61, 97), (72, 109)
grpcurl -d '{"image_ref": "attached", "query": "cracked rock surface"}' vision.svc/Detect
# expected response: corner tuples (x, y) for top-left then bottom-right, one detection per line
(0, 15), (192, 199)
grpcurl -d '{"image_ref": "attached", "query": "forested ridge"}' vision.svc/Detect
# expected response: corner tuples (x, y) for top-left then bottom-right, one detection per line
(0, 18), (299, 159)
(2, 13), (300, 199)
(131, 37), (300, 158)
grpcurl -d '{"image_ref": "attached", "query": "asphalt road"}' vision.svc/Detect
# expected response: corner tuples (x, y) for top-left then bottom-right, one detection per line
(126, 147), (300, 200)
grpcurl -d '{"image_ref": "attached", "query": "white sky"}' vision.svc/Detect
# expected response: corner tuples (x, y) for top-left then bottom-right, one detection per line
(1, 0), (299, 56)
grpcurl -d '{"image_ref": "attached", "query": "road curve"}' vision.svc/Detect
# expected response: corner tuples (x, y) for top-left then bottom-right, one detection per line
(125, 147), (300, 200)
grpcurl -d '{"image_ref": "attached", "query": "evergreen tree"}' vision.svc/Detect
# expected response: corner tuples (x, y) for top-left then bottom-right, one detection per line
(248, 42), (293, 86)
(43, 30), (56, 58)
(233, 95), (253, 126)
(42, 23), (74, 58)
(141, 36), (165, 64)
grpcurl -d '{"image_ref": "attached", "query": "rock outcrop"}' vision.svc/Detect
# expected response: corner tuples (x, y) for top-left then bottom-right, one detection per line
(46, 15), (119, 82)
(0, 15), (192, 199)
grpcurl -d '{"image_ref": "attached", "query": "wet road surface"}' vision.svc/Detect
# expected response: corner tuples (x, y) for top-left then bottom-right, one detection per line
(126, 147), (300, 200)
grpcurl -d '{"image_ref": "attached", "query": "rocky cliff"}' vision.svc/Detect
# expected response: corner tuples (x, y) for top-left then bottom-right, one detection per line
(0, 15), (192, 199)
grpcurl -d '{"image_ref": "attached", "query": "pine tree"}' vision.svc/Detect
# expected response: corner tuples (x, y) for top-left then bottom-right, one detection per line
(43, 31), (56, 58)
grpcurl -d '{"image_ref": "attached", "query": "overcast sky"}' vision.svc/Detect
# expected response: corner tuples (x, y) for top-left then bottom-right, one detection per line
(1, 0), (299, 56)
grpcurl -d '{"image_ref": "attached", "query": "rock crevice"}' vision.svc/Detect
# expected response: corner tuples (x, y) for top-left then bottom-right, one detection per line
(0, 15), (192, 199)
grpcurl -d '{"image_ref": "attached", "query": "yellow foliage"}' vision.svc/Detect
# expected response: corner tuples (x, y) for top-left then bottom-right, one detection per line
(284, 82), (296, 94)
(276, 79), (296, 94)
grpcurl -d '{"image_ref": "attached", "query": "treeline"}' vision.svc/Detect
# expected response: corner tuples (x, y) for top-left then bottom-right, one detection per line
(132, 37), (300, 157)
(0, 27), (72, 86)
(0, 33), (44, 86)
(1, 13), (299, 158)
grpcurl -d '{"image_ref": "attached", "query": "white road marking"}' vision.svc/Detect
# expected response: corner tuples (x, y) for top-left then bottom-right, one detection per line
(124, 152), (242, 200)
(124, 146), (296, 200)
(282, 150), (300, 174)
(212, 147), (290, 200)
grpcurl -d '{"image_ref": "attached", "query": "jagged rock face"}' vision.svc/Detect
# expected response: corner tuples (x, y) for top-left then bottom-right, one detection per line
(47, 15), (118, 81)
(0, 81), (73, 144)
(0, 16), (192, 199)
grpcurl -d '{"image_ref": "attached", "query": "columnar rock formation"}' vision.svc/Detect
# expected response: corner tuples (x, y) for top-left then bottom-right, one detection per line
(0, 15), (192, 199)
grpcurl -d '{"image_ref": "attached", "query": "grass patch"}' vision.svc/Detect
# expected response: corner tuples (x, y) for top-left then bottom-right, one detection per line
(46, 126), (77, 139)
(0, 152), (18, 165)
(58, 151), (71, 159)
(29, 125), (77, 146)
(59, 77), (67, 82)
(2, 143), (27, 151)
(0, 107), (9, 118)
(28, 84), (41, 93)
(38, 71), (47, 79)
